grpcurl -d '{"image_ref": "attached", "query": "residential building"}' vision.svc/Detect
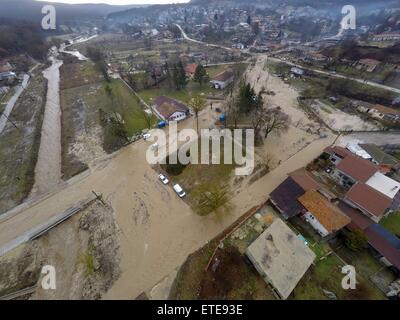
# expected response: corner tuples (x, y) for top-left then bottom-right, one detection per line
(298, 190), (351, 238)
(184, 63), (198, 79)
(328, 148), (379, 187)
(210, 70), (234, 89)
(325, 146), (400, 222)
(0, 60), (13, 73)
(306, 52), (329, 63)
(344, 183), (393, 222)
(371, 32), (400, 42)
(290, 67), (305, 77)
(339, 201), (400, 272)
(246, 219), (316, 299)
(269, 168), (321, 220)
(359, 144), (399, 169)
(358, 104), (400, 123)
(355, 59), (381, 72)
(152, 96), (189, 122)
(0, 71), (16, 81)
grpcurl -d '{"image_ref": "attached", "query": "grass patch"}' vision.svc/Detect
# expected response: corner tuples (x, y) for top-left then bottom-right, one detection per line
(80, 248), (95, 278)
(292, 254), (386, 300)
(162, 138), (237, 215)
(380, 211), (400, 237)
(138, 81), (219, 105)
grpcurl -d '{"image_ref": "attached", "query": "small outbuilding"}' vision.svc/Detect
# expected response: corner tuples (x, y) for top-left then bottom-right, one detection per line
(246, 219), (316, 299)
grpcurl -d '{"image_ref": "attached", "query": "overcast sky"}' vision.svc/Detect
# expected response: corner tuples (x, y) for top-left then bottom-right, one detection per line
(36, 0), (190, 5)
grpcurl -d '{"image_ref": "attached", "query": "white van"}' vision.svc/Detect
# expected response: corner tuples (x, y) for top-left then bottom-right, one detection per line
(173, 184), (186, 198)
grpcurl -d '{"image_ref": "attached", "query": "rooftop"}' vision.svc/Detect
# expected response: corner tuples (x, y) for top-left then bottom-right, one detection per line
(359, 144), (399, 166)
(358, 58), (381, 67)
(288, 167), (321, 190)
(366, 172), (400, 199)
(336, 154), (378, 183)
(246, 219), (315, 299)
(298, 190), (351, 234)
(346, 183), (392, 218)
(370, 104), (400, 116)
(365, 224), (400, 270)
(184, 63), (198, 74)
(324, 146), (352, 159)
(153, 96), (188, 120)
(269, 177), (306, 220)
(338, 201), (374, 231)
(212, 69), (234, 82)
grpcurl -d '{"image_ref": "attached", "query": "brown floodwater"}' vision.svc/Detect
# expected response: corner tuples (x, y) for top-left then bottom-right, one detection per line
(31, 56), (63, 196)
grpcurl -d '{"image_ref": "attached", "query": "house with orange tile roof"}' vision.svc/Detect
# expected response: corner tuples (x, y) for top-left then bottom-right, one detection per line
(298, 190), (351, 238)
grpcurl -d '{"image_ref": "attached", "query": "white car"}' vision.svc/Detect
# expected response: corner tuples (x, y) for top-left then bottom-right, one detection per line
(173, 184), (186, 198)
(143, 133), (151, 140)
(151, 143), (159, 151)
(159, 174), (169, 185)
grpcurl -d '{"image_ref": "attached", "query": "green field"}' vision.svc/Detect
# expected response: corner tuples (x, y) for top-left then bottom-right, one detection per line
(292, 254), (386, 300)
(138, 80), (220, 105)
(380, 211), (400, 236)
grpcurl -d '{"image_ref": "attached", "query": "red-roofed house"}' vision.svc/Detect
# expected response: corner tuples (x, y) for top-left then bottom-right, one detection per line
(344, 183), (392, 222)
(184, 63), (198, 79)
(325, 146), (400, 222)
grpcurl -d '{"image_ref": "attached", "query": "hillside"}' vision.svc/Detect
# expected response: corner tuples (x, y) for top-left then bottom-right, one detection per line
(0, 0), (146, 23)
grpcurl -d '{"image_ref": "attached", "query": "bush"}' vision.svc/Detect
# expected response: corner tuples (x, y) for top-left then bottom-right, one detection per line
(344, 229), (368, 252)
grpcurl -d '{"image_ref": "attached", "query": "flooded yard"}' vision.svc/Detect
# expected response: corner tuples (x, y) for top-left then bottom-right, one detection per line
(308, 99), (381, 132)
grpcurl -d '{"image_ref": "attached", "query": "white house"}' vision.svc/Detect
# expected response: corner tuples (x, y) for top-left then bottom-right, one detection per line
(152, 96), (189, 122)
(298, 190), (351, 238)
(210, 70), (234, 89)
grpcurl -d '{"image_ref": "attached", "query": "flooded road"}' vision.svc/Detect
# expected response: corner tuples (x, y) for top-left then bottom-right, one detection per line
(59, 43), (87, 61)
(0, 106), (336, 300)
(31, 55), (63, 195)
(0, 74), (30, 134)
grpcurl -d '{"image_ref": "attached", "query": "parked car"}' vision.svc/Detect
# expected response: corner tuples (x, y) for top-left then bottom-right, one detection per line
(143, 133), (151, 140)
(151, 143), (159, 151)
(159, 174), (169, 185)
(173, 184), (186, 198)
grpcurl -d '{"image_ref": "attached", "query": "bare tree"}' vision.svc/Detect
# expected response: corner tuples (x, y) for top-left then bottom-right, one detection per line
(252, 106), (290, 144)
(263, 107), (290, 139)
(189, 96), (206, 134)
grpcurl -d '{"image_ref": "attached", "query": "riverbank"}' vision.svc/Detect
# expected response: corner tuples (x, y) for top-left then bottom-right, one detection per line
(0, 68), (47, 214)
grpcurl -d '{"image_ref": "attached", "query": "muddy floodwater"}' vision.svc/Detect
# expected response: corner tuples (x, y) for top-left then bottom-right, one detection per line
(31, 56), (63, 195)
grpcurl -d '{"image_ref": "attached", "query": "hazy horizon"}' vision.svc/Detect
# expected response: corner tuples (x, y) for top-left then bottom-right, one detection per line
(35, 0), (190, 5)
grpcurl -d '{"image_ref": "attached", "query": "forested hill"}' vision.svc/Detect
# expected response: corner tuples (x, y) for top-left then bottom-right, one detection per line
(0, 0), (144, 23)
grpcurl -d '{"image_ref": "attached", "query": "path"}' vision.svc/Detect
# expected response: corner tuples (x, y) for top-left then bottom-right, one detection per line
(0, 74), (30, 134)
